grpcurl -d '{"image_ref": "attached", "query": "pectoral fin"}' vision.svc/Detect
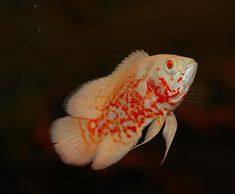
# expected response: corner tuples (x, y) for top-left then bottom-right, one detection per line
(131, 113), (166, 150)
(161, 112), (177, 164)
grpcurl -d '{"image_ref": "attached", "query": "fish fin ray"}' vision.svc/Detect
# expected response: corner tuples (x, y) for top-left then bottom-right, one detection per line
(161, 113), (177, 164)
(65, 77), (112, 118)
(51, 116), (99, 165)
(113, 50), (149, 75)
(110, 50), (149, 83)
(131, 113), (166, 150)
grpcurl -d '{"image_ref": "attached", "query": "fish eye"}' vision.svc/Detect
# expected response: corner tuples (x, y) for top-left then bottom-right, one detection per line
(164, 59), (177, 75)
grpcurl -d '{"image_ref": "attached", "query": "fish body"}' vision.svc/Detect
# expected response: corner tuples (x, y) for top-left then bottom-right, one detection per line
(51, 50), (197, 170)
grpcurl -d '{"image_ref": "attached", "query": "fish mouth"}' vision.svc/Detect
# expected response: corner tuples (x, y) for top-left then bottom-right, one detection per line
(171, 61), (198, 102)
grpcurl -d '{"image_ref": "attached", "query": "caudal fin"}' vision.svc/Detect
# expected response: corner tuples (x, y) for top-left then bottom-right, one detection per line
(50, 116), (98, 166)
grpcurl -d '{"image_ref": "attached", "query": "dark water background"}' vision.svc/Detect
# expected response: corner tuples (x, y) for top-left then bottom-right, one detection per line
(1, 0), (235, 193)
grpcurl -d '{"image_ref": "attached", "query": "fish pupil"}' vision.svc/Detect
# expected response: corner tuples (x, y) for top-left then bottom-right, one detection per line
(166, 60), (173, 69)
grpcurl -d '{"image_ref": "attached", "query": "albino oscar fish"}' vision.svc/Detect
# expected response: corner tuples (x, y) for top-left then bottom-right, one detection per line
(50, 50), (198, 170)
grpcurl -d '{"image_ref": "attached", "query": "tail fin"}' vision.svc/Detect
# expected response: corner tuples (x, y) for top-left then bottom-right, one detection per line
(50, 116), (98, 166)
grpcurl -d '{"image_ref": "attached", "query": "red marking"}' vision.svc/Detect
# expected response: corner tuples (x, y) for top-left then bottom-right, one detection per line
(78, 120), (89, 145)
(166, 59), (173, 69)
(84, 76), (176, 143)
(159, 77), (175, 93)
(177, 76), (183, 83)
(110, 127), (118, 134)
(126, 126), (137, 133)
(147, 78), (180, 106)
(127, 134), (131, 138)
(138, 117), (145, 127)
(121, 106), (128, 114)
(146, 81), (153, 97)
(87, 119), (97, 134)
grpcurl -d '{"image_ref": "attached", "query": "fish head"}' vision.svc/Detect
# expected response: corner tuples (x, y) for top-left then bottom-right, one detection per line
(149, 54), (198, 110)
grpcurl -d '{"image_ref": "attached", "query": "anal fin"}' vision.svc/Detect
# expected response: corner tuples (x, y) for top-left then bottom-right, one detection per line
(92, 132), (141, 170)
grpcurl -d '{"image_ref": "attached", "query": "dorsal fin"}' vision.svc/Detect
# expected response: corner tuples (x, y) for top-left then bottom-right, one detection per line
(65, 50), (149, 119)
(65, 77), (113, 118)
(111, 50), (149, 78)
(117, 50), (149, 71)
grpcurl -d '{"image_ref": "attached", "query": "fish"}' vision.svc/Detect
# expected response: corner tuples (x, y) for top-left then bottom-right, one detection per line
(50, 50), (198, 170)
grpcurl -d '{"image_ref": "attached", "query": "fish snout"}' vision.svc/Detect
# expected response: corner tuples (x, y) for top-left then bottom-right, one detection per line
(172, 61), (197, 102)
(183, 61), (198, 84)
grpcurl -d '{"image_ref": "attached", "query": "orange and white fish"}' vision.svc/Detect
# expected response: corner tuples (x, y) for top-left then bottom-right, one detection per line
(51, 50), (197, 170)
